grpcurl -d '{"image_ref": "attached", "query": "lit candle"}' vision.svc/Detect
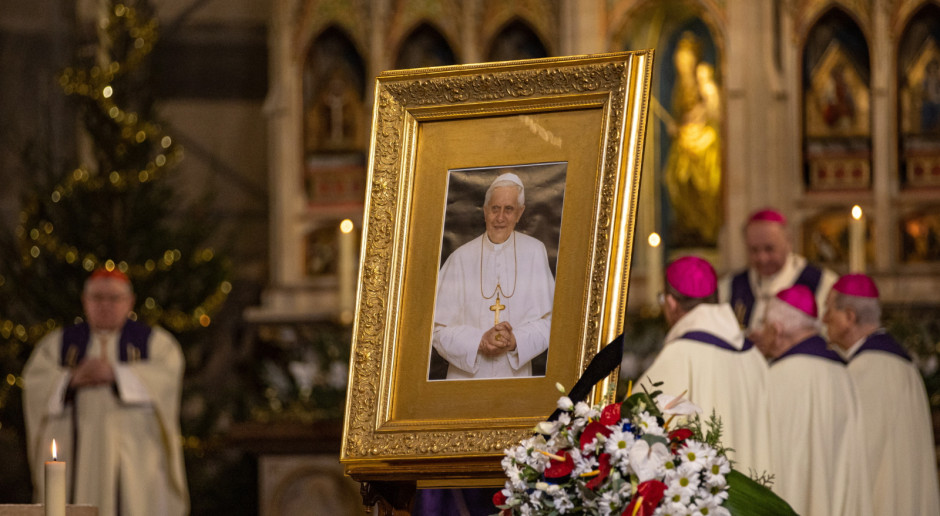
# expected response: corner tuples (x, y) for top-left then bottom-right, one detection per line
(337, 219), (356, 324)
(849, 205), (865, 273)
(647, 232), (663, 306)
(44, 439), (65, 516)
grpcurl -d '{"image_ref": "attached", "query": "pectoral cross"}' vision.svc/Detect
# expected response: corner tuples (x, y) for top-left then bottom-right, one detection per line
(490, 292), (505, 324)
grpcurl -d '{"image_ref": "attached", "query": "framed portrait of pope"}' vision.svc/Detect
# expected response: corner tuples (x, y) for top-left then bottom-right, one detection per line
(341, 50), (653, 486)
(429, 163), (567, 381)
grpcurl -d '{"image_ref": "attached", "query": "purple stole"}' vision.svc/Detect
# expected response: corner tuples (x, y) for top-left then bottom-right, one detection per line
(851, 331), (911, 363)
(731, 264), (823, 327)
(772, 335), (845, 366)
(60, 320), (152, 367)
(679, 331), (754, 353)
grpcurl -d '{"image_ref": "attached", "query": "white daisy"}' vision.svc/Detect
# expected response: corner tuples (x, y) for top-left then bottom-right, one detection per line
(637, 412), (666, 437)
(677, 440), (713, 471)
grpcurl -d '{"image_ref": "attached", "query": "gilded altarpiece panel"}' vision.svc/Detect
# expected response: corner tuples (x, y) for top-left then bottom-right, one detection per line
(802, 8), (872, 190)
(898, 3), (940, 188)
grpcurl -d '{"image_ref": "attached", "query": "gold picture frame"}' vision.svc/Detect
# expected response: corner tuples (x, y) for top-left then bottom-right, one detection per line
(341, 50), (653, 486)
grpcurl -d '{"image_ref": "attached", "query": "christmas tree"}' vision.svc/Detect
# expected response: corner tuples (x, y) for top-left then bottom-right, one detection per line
(0, 0), (230, 501)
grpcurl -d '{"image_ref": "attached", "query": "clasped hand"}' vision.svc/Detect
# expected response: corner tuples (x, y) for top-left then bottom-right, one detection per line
(69, 358), (115, 388)
(479, 322), (516, 356)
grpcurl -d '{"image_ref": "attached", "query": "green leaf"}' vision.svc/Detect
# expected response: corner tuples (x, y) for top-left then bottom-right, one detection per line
(724, 469), (798, 516)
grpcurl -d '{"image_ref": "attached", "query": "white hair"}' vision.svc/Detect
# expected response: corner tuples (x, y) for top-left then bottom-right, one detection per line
(832, 292), (882, 326)
(484, 176), (525, 207)
(764, 297), (818, 338)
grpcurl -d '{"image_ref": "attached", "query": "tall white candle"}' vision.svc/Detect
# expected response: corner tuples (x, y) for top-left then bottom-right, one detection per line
(647, 232), (663, 306)
(44, 439), (65, 516)
(337, 219), (356, 324)
(849, 205), (865, 273)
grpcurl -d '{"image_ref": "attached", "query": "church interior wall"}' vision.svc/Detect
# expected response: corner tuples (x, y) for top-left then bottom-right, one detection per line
(2, 0), (940, 511)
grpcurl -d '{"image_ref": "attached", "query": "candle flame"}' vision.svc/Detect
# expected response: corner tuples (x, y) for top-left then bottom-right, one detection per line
(51, 439), (57, 461)
(339, 219), (354, 234)
(851, 205), (863, 220)
(648, 232), (661, 247)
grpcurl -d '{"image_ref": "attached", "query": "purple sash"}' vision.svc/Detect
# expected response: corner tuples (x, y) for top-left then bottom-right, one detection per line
(730, 264), (823, 327)
(680, 331), (754, 353)
(852, 331), (911, 363)
(772, 335), (845, 365)
(60, 320), (152, 366)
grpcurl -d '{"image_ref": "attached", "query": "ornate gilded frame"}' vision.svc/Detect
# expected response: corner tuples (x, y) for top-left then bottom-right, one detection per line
(341, 50), (653, 486)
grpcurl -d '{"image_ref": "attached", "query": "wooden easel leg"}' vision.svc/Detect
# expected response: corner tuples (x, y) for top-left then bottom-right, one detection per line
(360, 480), (417, 515)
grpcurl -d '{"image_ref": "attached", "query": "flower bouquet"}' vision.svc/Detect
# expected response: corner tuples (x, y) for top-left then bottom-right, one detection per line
(494, 383), (796, 516)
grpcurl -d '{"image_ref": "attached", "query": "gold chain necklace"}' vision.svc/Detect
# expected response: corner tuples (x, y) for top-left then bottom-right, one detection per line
(480, 232), (517, 300)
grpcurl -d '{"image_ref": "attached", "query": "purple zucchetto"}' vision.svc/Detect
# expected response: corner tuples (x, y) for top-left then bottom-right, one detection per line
(775, 284), (818, 318)
(748, 208), (787, 226)
(666, 256), (717, 298)
(832, 273), (880, 299)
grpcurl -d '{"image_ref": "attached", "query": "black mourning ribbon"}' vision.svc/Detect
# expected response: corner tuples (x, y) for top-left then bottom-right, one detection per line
(547, 333), (624, 422)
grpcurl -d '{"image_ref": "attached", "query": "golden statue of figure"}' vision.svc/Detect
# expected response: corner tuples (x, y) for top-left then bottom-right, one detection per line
(664, 32), (722, 246)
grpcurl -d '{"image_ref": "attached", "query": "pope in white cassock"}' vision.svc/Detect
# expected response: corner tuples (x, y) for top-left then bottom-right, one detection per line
(823, 274), (940, 516)
(432, 172), (555, 380)
(639, 256), (772, 478)
(759, 285), (871, 516)
(23, 268), (188, 516)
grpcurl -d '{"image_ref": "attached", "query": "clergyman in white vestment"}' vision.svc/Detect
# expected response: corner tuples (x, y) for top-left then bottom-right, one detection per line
(23, 268), (188, 516)
(760, 285), (871, 516)
(718, 208), (837, 332)
(432, 172), (555, 380)
(823, 274), (940, 516)
(639, 256), (772, 478)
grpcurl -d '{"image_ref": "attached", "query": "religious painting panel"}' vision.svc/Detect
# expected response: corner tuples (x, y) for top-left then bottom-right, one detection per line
(615, 2), (723, 251)
(802, 209), (872, 270)
(802, 8), (872, 190)
(340, 51), (653, 484)
(303, 27), (369, 211)
(900, 209), (940, 263)
(898, 3), (940, 188)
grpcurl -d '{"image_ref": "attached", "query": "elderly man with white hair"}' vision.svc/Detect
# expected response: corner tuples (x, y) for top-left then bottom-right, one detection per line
(432, 171), (555, 380)
(823, 274), (940, 516)
(760, 285), (871, 516)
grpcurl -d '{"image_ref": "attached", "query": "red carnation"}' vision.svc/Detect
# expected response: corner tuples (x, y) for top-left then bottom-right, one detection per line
(580, 421), (614, 450)
(543, 450), (575, 479)
(600, 402), (622, 425)
(492, 489), (509, 514)
(585, 453), (612, 490)
(622, 480), (667, 516)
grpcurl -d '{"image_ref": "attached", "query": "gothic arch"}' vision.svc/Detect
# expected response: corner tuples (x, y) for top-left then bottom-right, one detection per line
(486, 17), (549, 62)
(394, 22), (458, 69)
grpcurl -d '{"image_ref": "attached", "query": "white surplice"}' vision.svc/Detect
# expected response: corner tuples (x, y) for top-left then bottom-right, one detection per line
(639, 303), (772, 477)
(432, 231), (554, 379)
(23, 324), (188, 516)
(766, 338), (872, 516)
(846, 334), (940, 516)
(718, 253), (837, 331)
